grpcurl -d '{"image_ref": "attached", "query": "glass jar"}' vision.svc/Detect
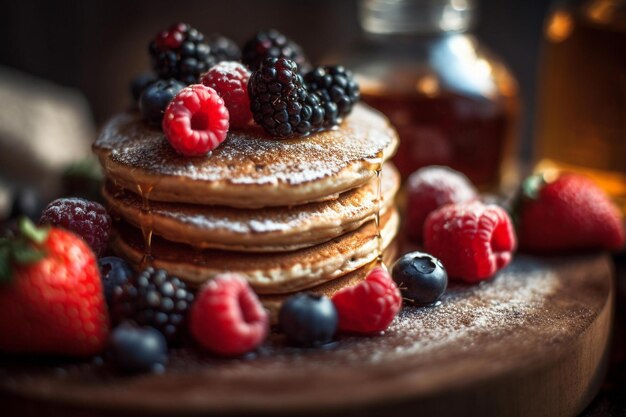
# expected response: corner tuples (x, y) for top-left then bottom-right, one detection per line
(534, 0), (626, 216)
(344, 0), (520, 191)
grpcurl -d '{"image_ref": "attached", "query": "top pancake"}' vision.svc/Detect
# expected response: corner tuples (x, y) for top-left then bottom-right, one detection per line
(93, 104), (398, 208)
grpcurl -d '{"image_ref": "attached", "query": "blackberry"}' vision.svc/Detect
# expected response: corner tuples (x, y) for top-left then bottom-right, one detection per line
(207, 34), (241, 63)
(242, 29), (309, 72)
(304, 65), (360, 126)
(248, 58), (325, 138)
(112, 267), (195, 344)
(149, 23), (215, 84)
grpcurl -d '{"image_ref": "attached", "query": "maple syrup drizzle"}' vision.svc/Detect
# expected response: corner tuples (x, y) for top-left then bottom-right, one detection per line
(374, 149), (384, 266)
(136, 183), (154, 268)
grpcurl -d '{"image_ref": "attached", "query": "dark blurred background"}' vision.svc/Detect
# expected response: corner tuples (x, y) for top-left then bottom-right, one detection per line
(0, 0), (551, 157)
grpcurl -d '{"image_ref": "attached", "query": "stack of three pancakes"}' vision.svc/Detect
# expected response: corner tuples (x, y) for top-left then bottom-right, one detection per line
(94, 104), (400, 317)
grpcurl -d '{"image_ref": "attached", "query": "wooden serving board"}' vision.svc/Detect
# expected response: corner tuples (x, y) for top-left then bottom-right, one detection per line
(0, 254), (614, 417)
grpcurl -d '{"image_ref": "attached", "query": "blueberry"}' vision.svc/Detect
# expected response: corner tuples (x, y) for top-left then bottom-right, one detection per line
(139, 79), (185, 126)
(279, 293), (338, 347)
(98, 257), (134, 305)
(391, 251), (447, 306)
(130, 73), (157, 103)
(109, 323), (168, 373)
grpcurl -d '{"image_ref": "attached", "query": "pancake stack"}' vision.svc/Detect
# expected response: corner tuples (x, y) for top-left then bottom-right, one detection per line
(94, 104), (400, 317)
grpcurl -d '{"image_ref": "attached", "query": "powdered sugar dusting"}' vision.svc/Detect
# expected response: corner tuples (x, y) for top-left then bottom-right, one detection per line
(218, 257), (568, 371)
(94, 104), (396, 187)
(106, 164), (399, 236)
(1, 255), (611, 412)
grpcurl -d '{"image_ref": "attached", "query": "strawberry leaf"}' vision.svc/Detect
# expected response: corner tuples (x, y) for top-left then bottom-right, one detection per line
(0, 219), (49, 282)
(11, 240), (46, 264)
(19, 217), (49, 245)
(521, 174), (547, 201)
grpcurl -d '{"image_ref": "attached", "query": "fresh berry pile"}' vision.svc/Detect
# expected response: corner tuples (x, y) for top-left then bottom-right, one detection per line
(131, 24), (360, 148)
(247, 58), (360, 137)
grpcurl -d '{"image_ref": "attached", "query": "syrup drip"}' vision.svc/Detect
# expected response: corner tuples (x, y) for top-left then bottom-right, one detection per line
(373, 149), (384, 267)
(136, 183), (154, 268)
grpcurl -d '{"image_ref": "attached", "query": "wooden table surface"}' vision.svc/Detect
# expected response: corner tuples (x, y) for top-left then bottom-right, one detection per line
(581, 253), (626, 416)
(0, 253), (615, 417)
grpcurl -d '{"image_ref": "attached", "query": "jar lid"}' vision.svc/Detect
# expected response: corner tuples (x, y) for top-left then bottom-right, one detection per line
(359, 0), (476, 34)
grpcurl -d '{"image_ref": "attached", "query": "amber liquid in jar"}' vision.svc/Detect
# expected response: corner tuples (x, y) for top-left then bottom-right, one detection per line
(362, 88), (518, 189)
(534, 0), (626, 215)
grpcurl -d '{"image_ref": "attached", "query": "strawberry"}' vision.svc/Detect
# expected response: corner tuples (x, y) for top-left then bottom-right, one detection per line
(516, 174), (625, 253)
(0, 218), (109, 356)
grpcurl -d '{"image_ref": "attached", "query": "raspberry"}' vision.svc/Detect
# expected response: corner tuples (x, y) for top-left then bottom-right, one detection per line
(190, 273), (269, 356)
(39, 197), (111, 257)
(242, 29), (309, 71)
(207, 34), (241, 63)
(424, 201), (517, 282)
(304, 65), (360, 126)
(200, 62), (252, 128)
(149, 23), (215, 84)
(332, 267), (402, 335)
(248, 58), (324, 138)
(406, 166), (478, 242)
(162, 84), (230, 156)
(112, 267), (195, 344)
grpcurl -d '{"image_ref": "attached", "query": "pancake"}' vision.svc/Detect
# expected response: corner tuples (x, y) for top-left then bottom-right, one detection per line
(104, 163), (400, 252)
(260, 239), (400, 322)
(111, 207), (399, 294)
(93, 104), (398, 208)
